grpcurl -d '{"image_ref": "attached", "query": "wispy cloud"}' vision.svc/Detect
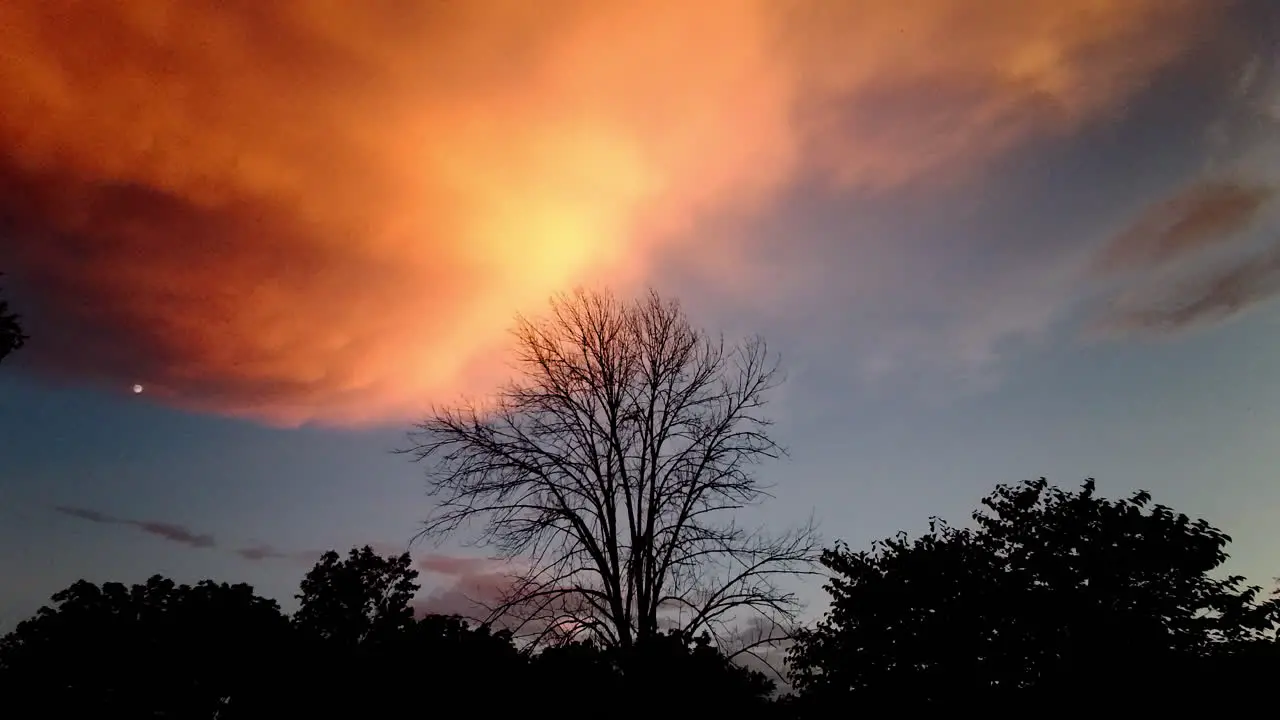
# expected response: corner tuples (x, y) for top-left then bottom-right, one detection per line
(231, 540), (500, 591)
(231, 544), (320, 563)
(1085, 41), (1280, 341)
(1095, 238), (1280, 336)
(410, 552), (515, 620)
(412, 571), (517, 621)
(55, 505), (216, 549)
(1093, 181), (1276, 274)
(416, 553), (495, 577)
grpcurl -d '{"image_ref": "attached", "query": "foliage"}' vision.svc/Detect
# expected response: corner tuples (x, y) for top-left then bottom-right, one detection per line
(292, 546), (437, 714)
(404, 288), (818, 655)
(534, 630), (777, 714)
(0, 274), (27, 364)
(0, 546), (777, 717)
(787, 478), (1280, 710)
(0, 576), (291, 716)
(293, 545), (419, 646)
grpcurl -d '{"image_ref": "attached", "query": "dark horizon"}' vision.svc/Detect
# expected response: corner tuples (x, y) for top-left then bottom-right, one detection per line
(2, 0), (1280, 656)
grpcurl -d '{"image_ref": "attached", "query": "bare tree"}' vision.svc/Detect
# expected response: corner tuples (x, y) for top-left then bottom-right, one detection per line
(403, 288), (818, 659)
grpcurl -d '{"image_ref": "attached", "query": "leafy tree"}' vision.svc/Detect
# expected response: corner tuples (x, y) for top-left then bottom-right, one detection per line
(788, 478), (1280, 710)
(293, 545), (418, 647)
(397, 614), (530, 703)
(0, 274), (27, 364)
(404, 288), (818, 657)
(0, 547), (787, 716)
(532, 630), (777, 715)
(620, 630), (777, 712)
(0, 575), (291, 716)
(291, 546), (430, 714)
(410, 612), (523, 668)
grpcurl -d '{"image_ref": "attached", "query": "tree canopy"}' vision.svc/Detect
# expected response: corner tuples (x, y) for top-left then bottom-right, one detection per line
(0, 546), (779, 717)
(787, 478), (1280, 710)
(289, 545), (530, 715)
(533, 630), (777, 714)
(293, 545), (419, 647)
(0, 575), (292, 716)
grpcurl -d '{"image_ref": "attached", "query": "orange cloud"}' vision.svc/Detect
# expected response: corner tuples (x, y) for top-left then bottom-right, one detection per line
(0, 0), (1216, 425)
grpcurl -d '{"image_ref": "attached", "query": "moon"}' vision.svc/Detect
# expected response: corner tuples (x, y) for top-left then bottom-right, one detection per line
(132, 384), (144, 394)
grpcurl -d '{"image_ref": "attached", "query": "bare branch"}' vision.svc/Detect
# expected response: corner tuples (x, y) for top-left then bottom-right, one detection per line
(401, 287), (818, 652)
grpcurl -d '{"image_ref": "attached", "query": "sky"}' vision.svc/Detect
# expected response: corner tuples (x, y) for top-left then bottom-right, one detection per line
(2, 0), (1280, 630)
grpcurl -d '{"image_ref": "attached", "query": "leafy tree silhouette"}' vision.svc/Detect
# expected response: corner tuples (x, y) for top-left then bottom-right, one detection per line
(533, 630), (777, 715)
(787, 478), (1280, 712)
(0, 274), (27, 364)
(399, 614), (530, 704)
(410, 612), (524, 671)
(289, 546), (534, 712)
(0, 547), (783, 716)
(621, 630), (777, 713)
(290, 546), (422, 712)
(294, 545), (418, 646)
(0, 575), (291, 716)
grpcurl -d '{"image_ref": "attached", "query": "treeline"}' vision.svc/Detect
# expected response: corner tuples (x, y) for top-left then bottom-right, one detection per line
(2, 478), (1277, 717)
(0, 546), (774, 717)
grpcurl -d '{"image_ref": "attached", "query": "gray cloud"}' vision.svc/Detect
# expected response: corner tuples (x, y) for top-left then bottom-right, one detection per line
(232, 542), (495, 584)
(1094, 181), (1275, 274)
(55, 505), (215, 549)
(1095, 239), (1280, 336)
(411, 554), (514, 621)
(412, 571), (516, 622)
(235, 544), (406, 565)
(53, 506), (111, 523)
(416, 553), (494, 577)
(233, 544), (304, 562)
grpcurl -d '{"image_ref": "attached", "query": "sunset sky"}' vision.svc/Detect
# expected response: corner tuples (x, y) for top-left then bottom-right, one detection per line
(2, 0), (1279, 628)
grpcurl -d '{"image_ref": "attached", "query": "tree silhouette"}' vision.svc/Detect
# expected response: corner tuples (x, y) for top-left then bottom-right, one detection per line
(410, 612), (523, 668)
(0, 546), (789, 716)
(620, 630), (777, 712)
(787, 478), (1280, 710)
(0, 575), (291, 716)
(532, 630), (777, 714)
(404, 288), (818, 656)
(0, 274), (27, 364)
(293, 545), (418, 647)
(395, 614), (530, 703)
(290, 546), (448, 714)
